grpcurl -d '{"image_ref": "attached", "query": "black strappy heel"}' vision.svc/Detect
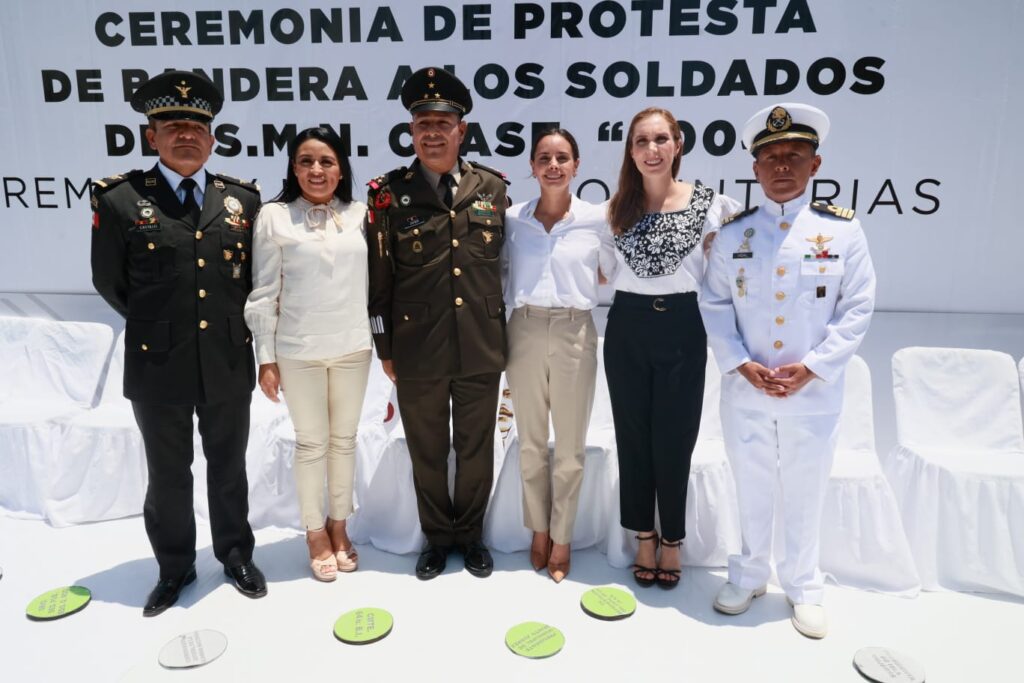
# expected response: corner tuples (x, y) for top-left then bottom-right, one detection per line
(631, 533), (660, 587)
(656, 537), (682, 590)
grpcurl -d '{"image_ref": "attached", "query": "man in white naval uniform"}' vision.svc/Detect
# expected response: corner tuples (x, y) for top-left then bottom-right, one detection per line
(700, 103), (875, 638)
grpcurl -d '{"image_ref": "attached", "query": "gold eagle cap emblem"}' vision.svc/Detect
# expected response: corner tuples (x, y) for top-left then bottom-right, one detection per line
(766, 106), (792, 133)
(175, 82), (192, 99)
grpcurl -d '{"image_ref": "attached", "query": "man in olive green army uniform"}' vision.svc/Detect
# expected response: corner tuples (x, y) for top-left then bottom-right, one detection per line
(91, 70), (267, 616)
(366, 67), (508, 580)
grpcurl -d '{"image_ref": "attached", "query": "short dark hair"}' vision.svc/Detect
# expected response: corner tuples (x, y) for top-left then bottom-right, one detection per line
(272, 126), (354, 204)
(530, 128), (580, 161)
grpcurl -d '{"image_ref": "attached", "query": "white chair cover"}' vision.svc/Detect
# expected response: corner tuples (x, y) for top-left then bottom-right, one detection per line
(820, 355), (920, 595)
(887, 347), (1024, 596)
(0, 317), (114, 520)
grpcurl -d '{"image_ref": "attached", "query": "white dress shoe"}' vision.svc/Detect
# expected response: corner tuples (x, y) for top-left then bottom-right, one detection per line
(790, 602), (828, 639)
(713, 582), (767, 615)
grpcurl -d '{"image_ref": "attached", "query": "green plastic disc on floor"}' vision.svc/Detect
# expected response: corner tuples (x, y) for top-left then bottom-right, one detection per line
(580, 586), (637, 621)
(25, 586), (91, 621)
(505, 622), (564, 659)
(333, 607), (393, 645)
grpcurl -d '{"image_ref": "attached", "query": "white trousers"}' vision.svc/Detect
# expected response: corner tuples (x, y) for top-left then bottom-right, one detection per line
(721, 404), (839, 604)
(277, 349), (372, 530)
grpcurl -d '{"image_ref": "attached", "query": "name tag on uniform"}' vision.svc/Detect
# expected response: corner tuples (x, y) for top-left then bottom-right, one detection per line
(400, 216), (425, 231)
(732, 251), (752, 259)
(817, 285), (827, 298)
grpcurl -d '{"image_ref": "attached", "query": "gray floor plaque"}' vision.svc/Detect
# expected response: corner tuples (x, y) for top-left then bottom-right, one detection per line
(853, 647), (926, 683)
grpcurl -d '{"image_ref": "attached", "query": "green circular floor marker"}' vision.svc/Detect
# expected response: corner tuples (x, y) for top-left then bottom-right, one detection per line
(505, 621), (564, 659)
(580, 586), (637, 621)
(333, 607), (393, 645)
(26, 586), (91, 621)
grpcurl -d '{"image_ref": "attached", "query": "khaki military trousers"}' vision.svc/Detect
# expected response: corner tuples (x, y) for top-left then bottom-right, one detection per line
(506, 305), (598, 545)
(278, 349), (372, 530)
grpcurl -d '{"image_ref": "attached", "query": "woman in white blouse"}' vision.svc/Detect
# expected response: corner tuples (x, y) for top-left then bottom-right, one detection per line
(502, 128), (616, 583)
(244, 127), (371, 582)
(605, 108), (740, 590)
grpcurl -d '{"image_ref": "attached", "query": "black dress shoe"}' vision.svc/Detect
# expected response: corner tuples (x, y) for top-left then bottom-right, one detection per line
(462, 540), (493, 578)
(143, 565), (196, 617)
(223, 560), (268, 598)
(415, 544), (449, 580)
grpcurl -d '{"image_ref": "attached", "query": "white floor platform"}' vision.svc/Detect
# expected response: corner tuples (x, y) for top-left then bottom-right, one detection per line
(1, 515), (1020, 682)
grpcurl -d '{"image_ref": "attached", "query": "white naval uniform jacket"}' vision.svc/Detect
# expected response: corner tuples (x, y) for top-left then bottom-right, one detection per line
(700, 192), (876, 415)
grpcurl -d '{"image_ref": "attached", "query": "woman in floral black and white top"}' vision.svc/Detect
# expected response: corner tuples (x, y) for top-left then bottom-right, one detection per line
(605, 108), (741, 590)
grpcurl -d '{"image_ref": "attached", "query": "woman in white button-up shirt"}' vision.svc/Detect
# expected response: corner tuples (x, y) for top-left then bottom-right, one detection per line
(502, 129), (616, 583)
(244, 127), (371, 582)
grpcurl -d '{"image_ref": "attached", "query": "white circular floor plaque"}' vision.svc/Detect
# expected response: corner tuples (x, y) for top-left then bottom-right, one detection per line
(158, 630), (228, 669)
(853, 647), (926, 683)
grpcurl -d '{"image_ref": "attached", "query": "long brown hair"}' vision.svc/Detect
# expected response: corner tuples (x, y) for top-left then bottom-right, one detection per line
(607, 108), (683, 234)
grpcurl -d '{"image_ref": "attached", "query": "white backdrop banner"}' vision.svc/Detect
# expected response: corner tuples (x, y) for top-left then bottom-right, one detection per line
(0, 0), (1020, 312)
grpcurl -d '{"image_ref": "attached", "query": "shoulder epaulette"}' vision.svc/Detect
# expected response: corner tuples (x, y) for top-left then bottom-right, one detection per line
(92, 169), (143, 193)
(367, 167), (408, 192)
(810, 201), (855, 221)
(213, 173), (260, 193)
(721, 206), (758, 226)
(467, 160), (510, 185)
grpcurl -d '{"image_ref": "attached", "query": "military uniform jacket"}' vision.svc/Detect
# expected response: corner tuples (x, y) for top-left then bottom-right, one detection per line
(700, 192), (875, 415)
(366, 159), (508, 380)
(90, 165), (261, 405)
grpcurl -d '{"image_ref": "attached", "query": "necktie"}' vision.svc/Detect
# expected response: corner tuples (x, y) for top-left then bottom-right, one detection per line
(440, 173), (454, 208)
(179, 178), (201, 225)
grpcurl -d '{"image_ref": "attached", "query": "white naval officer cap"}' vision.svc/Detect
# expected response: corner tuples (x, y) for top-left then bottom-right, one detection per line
(741, 103), (830, 156)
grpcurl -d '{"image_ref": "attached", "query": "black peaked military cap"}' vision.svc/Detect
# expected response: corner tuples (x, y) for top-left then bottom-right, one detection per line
(130, 70), (223, 124)
(401, 67), (473, 117)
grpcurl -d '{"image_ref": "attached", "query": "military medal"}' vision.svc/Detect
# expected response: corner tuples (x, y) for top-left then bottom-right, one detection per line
(223, 249), (233, 261)
(232, 263), (242, 279)
(733, 227), (754, 259)
(377, 232), (385, 258)
(224, 196), (249, 230)
(482, 230), (494, 244)
(803, 233), (838, 260)
(411, 241), (423, 253)
(472, 192), (496, 216)
(736, 267), (747, 298)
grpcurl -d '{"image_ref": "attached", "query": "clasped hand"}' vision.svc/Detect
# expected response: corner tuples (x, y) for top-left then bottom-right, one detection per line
(738, 361), (816, 398)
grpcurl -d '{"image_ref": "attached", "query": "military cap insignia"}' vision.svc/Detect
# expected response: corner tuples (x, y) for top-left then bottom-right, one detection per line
(810, 201), (855, 220)
(175, 82), (192, 99)
(721, 206), (758, 226)
(767, 107), (792, 133)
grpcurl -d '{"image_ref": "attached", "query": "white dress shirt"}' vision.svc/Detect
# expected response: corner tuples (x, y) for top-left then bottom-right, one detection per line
(609, 190), (741, 295)
(157, 161), (207, 206)
(245, 197), (371, 364)
(502, 195), (617, 310)
(700, 190), (876, 415)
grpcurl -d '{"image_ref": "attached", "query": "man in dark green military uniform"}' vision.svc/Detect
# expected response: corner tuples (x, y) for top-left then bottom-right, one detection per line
(91, 70), (267, 616)
(367, 67), (508, 580)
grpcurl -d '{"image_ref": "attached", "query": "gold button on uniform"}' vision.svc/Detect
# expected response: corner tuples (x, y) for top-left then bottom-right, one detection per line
(195, 231), (203, 240)
(774, 340), (784, 350)
(776, 266), (786, 276)
(198, 320), (208, 330)
(412, 228), (421, 236)
(775, 291), (786, 301)
(403, 314), (410, 321)
(236, 242), (243, 249)
(147, 242), (155, 250)
(819, 265), (827, 274)
(453, 267), (462, 276)
(780, 222), (791, 229)
(197, 258), (206, 268)
(775, 315), (785, 325)
(141, 344), (148, 351)
(485, 219), (491, 225)
(451, 239), (459, 248)
(449, 210), (456, 219)
(198, 289), (207, 299)
(454, 297), (464, 306)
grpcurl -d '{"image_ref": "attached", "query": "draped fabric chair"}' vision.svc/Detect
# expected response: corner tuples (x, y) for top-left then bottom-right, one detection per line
(819, 355), (920, 595)
(887, 347), (1024, 596)
(0, 317), (114, 522)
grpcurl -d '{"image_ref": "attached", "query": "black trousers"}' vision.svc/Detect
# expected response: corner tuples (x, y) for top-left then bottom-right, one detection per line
(395, 372), (500, 547)
(132, 395), (255, 579)
(604, 291), (706, 543)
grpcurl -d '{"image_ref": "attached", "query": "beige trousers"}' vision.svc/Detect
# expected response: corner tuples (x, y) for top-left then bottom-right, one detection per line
(277, 349), (372, 530)
(505, 306), (598, 544)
